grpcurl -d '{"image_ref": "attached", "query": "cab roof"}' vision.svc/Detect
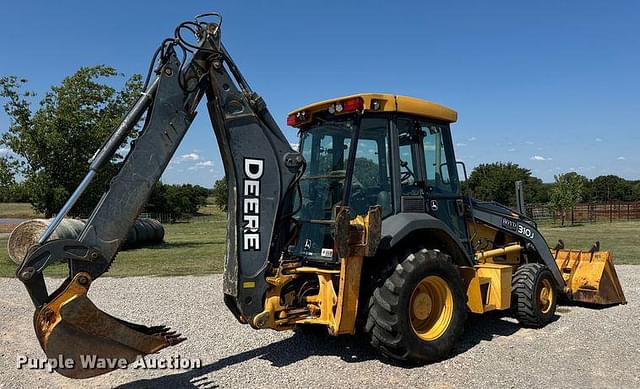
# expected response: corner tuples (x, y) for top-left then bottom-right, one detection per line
(287, 93), (457, 127)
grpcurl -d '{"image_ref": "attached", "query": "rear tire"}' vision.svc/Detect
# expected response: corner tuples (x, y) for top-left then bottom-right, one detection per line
(512, 263), (557, 327)
(365, 249), (466, 363)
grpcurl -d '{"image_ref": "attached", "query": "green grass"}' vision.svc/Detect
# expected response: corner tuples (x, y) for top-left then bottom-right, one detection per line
(0, 203), (43, 219)
(539, 221), (640, 265)
(0, 210), (228, 278)
(2, 211), (638, 278)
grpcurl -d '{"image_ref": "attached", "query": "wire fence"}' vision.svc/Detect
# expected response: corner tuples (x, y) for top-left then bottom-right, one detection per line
(526, 201), (640, 224)
(139, 212), (178, 224)
(141, 202), (640, 226)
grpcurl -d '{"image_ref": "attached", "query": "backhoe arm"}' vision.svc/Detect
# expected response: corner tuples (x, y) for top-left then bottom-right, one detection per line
(15, 14), (301, 378)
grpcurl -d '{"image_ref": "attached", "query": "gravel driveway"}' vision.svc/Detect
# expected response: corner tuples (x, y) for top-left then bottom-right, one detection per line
(1, 266), (639, 388)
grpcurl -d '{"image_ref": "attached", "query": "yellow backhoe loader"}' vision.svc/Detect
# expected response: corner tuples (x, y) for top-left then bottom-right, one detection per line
(15, 13), (626, 378)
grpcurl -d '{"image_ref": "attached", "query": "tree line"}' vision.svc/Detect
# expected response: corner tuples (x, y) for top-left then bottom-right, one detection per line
(1, 67), (637, 224)
(465, 163), (640, 225)
(465, 163), (640, 206)
(0, 67), (211, 220)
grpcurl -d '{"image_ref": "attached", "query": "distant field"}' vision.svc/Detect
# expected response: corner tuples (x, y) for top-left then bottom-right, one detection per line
(1, 210), (637, 278)
(0, 210), (227, 278)
(0, 203), (42, 219)
(539, 221), (639, 265)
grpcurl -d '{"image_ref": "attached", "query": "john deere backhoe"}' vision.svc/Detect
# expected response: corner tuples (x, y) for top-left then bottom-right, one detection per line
(15, 13), (626, 378)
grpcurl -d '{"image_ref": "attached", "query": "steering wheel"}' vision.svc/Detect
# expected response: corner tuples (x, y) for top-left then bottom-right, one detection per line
(400, 160), (416, 183)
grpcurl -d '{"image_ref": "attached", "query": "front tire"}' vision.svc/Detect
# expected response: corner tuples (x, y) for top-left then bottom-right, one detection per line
(365, 249), (466, 363)
(512, 263), (557, 327)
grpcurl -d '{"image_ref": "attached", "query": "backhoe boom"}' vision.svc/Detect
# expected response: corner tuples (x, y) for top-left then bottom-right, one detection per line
(16, 14), (301, 378)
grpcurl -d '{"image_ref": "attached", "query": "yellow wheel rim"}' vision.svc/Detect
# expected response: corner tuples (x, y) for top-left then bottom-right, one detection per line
(409, 275), (453, 341)
(539, 278), (554, 314)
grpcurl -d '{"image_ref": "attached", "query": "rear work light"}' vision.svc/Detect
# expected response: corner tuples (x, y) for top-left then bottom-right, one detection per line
(287, 111), (307, 126)
(327, 97), (365, 115)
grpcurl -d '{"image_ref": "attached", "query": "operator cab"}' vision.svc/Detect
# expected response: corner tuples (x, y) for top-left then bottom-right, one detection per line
(287, 94), (470, 263)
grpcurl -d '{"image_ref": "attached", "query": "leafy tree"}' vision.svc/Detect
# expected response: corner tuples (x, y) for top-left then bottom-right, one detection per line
(579, 178), (594, 202)
(211, 177), (228, 211)
(6, 181), (31, 203)
(535, 182), (553, 204)
(591, 175), (633, 202)
(146, 182), (209, 221)
(632, 182), (640, 202)
(354, 158), (381, 188)
(466, 162), (545, 207)
(549, 172), (584, 226)
(0, 156), (16, 201)
(0, 67), (142, 217)
(0, 156), (15, 188)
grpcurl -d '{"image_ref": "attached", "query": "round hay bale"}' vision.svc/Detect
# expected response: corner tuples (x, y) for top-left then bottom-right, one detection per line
(146, 218), (165, 242)
(129, 218), (164, 247)
(59, 218), (85, 238)
(134, 219), (152, 243)
(7, 218), (86, 265)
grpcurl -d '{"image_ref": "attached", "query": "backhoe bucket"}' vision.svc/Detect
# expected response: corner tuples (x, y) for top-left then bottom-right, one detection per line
(553, 249), (626, 305)
(34, 273), (184, 379)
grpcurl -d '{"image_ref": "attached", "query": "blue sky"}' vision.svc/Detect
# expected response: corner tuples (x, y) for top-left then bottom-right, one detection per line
(1, 1), (638, 186)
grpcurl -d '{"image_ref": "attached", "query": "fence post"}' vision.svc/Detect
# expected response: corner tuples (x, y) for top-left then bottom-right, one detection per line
(609, 202), (613, 223)
(571, 208), (574, 225)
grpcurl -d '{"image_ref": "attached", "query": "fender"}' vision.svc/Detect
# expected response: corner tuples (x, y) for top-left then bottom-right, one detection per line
(380, 213), (473, 266)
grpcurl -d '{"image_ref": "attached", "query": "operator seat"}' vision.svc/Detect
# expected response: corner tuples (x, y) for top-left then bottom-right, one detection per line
(377, 191), (391, 215)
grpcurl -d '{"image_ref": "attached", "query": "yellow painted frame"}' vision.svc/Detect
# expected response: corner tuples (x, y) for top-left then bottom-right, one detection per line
(288, 93), (457, 126)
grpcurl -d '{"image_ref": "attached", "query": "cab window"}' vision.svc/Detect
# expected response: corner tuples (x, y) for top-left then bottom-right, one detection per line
(421, 122), (457, 194)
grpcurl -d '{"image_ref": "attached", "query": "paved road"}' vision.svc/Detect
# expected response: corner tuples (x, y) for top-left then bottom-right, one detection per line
(1, 266), (638, 388)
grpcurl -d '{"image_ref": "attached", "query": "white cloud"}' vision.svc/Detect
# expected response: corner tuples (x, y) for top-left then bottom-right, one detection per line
(180, 152), (200, 161)
(467, 137), (477, 142)
(525, 141), (535, 145)
(595, 137), (603, 142)
(183, 160), (215, 171)
(530, 155), (552, 161)
(616, 156), (626, 160)
(290, 143), (299, 151)
(0, 147), (9, 155)
(455, 143), (467, 147)
(507, 148), (516, 152)
(209, 169), (214, 173)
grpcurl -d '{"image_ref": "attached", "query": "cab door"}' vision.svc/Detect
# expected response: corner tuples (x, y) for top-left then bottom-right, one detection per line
(419, 121), (469, 244)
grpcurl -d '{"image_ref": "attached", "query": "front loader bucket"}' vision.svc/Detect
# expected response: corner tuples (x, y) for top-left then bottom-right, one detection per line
(553, 249), (627, 305)
(34, 273), (184, 379)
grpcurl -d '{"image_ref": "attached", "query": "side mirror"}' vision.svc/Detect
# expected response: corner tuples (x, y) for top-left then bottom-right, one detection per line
(456, 161), (469, 181)
(438, 163), (451, 184)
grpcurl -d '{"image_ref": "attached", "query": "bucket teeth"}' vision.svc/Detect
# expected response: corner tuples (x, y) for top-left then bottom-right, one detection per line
(115, 319), (186, 345)
(33, 273), (185, 379)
